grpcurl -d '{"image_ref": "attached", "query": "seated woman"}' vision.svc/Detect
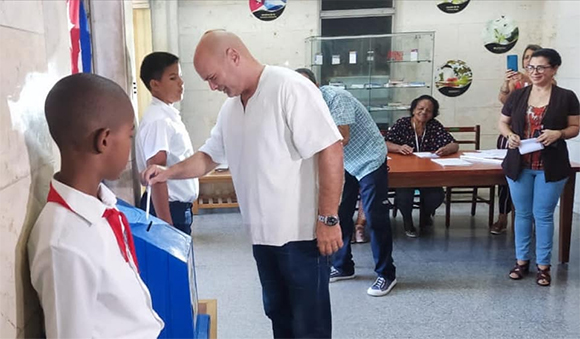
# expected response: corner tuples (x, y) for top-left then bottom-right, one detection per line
(499, 48), (579, 286)
(386, 95), (458, 237)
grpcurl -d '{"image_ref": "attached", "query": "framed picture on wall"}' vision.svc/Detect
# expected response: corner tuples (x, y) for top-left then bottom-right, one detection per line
(249, 0), (287, 21)
(482, 16), (519, 54)
(437, 0), (470, 14)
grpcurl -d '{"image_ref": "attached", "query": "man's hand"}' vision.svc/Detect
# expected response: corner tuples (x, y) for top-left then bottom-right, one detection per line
(537, 129), (562, 147)
(140, 165), (170, 186)
(316, 221), (343, 256)
(398, 144), (414, 155)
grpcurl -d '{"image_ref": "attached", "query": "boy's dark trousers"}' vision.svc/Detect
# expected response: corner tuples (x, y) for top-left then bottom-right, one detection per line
(139, 193), (192, 235)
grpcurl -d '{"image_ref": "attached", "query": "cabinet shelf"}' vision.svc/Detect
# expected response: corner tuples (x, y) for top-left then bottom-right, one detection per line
(369, 106), (411, 112)
(310, 59), (431, 67)
(341, 84), (430, 90)
(306, 32), (435, 127)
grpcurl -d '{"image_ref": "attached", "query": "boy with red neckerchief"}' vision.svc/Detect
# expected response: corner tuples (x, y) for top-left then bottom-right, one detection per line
(28, 73), (163, 338)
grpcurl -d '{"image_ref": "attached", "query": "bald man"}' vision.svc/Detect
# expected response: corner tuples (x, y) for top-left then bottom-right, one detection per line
(29, 73), (163, 338)
(142, 30), (344, 338)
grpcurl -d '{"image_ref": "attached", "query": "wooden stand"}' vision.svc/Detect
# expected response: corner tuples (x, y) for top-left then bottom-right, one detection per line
(193, 170), (239, 214)
(198, 299), (217, 339)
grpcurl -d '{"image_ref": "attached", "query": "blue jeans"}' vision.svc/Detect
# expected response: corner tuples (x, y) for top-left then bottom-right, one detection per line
(253, 240), (331, 339)
(506, 169), (568, 265)
(139, 193), (192, 235)
(333, 163), (396, 280)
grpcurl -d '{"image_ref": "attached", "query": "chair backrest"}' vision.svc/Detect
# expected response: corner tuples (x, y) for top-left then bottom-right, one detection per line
(444, 125), (481, 150)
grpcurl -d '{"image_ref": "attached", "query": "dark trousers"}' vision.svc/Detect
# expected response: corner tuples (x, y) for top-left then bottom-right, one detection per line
(498, 184), (513, 214)
(333, 163), (396, 280)
(139, 193), (192, 235)
(395, 187), (444, 224)
(253, 240), (331, 339)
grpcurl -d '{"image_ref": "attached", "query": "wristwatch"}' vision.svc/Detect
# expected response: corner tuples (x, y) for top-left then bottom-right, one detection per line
(318, 215), (340, 226)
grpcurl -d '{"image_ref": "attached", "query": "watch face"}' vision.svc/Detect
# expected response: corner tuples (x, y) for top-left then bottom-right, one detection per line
(326, 216), (339, 226)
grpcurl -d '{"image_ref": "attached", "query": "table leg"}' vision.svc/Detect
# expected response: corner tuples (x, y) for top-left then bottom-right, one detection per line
(558, 173), (576, 263)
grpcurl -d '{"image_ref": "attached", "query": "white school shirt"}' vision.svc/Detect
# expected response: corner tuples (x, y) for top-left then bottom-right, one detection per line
(28, 179), (164, 338)
(199, 66), (342, 246)
(136, 97), (199, 202)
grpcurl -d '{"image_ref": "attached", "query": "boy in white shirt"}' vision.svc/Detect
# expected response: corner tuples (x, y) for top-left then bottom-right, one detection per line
(136, 52), (198, 234)
(28, 73), (163, 338)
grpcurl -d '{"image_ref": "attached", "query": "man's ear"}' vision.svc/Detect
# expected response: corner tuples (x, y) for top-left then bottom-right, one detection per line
(226, 47), (240, 65)
(93, 128), (111, 154)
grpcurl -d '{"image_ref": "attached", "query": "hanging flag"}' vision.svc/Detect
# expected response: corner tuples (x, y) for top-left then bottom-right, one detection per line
(68, 0), (92, 74)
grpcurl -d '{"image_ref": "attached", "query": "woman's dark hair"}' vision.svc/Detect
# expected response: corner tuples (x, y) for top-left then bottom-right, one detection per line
(140, 52), (179, 90)
(522, 44), (542, 66)
(295, 68), (317, 85)
(531, 48), (562, 67)
(409, 95), (440, 118)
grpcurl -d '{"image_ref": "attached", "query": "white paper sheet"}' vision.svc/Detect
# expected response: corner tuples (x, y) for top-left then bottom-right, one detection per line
(431, 158), (472, 166)
(477, 149), (507, 159)
(414, 152), (439, 158)
(349, 51), (357, 64)
(518, 138), (544, 155)
(460, 155), (503, 165)
(332, 55), (340, 65)
(314, 53), (323, 65)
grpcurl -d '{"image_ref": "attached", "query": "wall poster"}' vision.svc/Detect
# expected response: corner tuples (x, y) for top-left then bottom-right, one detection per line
(435, 60), (473, 97)
(437, 0), (470, 14)
(482, 16), (519, 54)
(249, 0), (287, 21)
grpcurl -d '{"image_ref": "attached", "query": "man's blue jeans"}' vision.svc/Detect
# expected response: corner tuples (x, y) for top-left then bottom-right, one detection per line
(253, 240), (331, 339)
(333, 163), (396, 280)
(506, 169), (567, 265)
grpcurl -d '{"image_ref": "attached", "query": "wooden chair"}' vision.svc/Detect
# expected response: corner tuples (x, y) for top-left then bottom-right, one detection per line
(444, 125), (496, 228)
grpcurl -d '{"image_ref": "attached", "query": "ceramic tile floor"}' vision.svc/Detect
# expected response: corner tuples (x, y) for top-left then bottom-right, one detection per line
(192, 205), (580, 339)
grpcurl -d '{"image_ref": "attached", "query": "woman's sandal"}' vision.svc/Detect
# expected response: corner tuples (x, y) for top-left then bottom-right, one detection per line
(536, 265), (551, 287)
(509, 261), (530, 280)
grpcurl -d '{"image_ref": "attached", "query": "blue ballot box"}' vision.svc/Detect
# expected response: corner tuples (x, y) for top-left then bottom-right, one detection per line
(117, 199), (210, 339)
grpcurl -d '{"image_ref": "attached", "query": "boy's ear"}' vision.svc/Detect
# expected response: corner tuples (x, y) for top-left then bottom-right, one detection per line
(93, 128), (111, 154)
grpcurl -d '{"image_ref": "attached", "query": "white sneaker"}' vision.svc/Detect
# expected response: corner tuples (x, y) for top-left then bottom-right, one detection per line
(367, 277), (397, 297)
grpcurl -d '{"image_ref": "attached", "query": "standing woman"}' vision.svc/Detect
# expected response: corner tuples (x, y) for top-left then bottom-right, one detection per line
(499, 48), (579, 286)
(492, 44), (543, 234)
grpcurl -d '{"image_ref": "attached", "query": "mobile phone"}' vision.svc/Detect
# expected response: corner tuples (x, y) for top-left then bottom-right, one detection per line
(507, 54), (518, 72)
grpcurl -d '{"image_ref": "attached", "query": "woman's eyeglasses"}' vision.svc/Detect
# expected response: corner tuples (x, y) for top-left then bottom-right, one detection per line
(525, 65), (552, 74)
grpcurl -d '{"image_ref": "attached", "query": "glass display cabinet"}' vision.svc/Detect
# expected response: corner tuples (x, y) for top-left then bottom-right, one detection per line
(305, 32), (435, 131)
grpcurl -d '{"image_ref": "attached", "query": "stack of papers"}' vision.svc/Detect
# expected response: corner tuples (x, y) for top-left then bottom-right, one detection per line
(414, 152), (439, 158)
(459, 149), (507, 165)
(431, 159), (472, 167)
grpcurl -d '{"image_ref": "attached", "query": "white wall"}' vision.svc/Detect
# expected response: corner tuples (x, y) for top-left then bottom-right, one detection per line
(394, 0), (580, 213)
(174, 0), (320, 149)
(394, 0), (545, 149)
(541, 0), (580, 212)
(0, 1), (69, 336)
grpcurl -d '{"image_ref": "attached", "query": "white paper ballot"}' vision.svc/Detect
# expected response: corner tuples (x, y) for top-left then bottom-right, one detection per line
(518, 138), (544, 155)
(431, 158), (472, 166)
(414, 152), (439, 158)
(349, 51), (357, 64)
(332, 55), (341, 65)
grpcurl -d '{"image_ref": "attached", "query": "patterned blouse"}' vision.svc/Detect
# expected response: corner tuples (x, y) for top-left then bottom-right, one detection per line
(522, 105), (547, 170)
(386, 116), (456, 152)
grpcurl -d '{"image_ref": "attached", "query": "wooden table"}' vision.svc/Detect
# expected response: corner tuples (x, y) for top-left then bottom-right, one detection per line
(387, 151), (579, 263)
(193, 170), (238, 214)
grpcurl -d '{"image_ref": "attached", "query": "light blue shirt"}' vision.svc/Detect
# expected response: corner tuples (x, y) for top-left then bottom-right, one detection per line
(320, 86), (387, 180)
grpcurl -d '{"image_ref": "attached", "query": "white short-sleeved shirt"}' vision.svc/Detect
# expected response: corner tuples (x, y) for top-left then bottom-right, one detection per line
(136, 97), (199, 202)
(199, 66), (342, 246)
(28, 179), (164, 338)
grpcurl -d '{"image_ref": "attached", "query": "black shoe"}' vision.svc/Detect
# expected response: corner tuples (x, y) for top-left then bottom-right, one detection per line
(420, 213), (433, 228)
